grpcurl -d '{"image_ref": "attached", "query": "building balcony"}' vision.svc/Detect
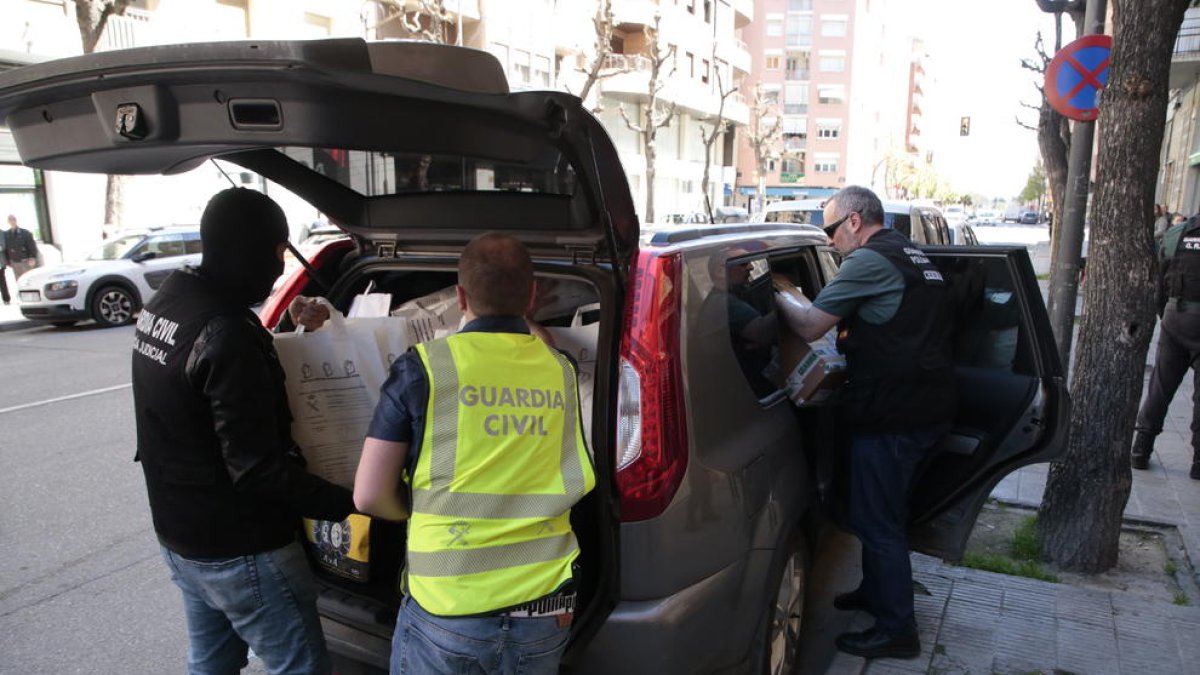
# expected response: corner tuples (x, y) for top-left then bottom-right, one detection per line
(783, 103), (808, 115)
(788, 0), (814, 11)
(784, 138), (807, 152)
(785, 68), (810, 81)
(780, 171), (805, 183)
(1171, 19), (1200, 89)
(610, 0), (656, 30)
(717, 37), (752, 75)
(731, 0), (753, 28)
(598, 57), (750, 126)
(100, 7), (152, 51)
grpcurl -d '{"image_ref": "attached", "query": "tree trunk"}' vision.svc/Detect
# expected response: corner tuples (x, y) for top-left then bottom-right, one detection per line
(645, 136), (657, 225)
(104, 174), (124, 228)
(75, 1), (131, 231)
(1037, 0), (1189, 574)
(1040, 102), (1070, 242)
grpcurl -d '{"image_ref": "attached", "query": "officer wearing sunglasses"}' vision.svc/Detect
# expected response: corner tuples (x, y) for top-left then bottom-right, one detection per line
(774, 185), (955, 660)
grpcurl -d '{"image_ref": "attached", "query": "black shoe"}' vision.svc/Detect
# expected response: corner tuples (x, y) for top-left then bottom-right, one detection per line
(1131, 432), (1154, 470)
(833, 589), (871, 612)
(835, 626), (921, 659)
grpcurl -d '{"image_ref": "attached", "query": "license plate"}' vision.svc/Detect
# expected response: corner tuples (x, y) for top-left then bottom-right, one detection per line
(19, 291), (39, 302)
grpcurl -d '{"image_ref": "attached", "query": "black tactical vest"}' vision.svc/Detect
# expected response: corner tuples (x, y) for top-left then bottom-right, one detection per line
(836, 229), (956, 430)
(132, 269), (299, 557)
(1164, 220), (1200, 304)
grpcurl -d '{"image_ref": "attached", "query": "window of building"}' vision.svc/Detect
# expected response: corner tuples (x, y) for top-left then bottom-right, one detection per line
(702, 59), (710, 84)
(786, 15), (812, 45)
(814, 157), (839, 173)
(781, 158), (803, 173)
(687, 0), (696, 14)
(513, 49), (531, 84)
(768, 159), (778, 172)
(704, 0), (712, 22)
(533, 55), (552, 87)
(767, 17), (784, 37)
(789, 0), (814, 10)
(687, 52), (695, 78)
(819, 53), (845, 72)
(762, 88), (781, 105)
(766, 55), (781, 70)
(821, 17), (848, 37)
(816, 120), (841, 139)
(817, 85), (845, 105)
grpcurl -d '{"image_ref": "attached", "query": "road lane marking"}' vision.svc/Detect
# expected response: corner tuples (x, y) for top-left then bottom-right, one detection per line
(0, 383), (132, 415)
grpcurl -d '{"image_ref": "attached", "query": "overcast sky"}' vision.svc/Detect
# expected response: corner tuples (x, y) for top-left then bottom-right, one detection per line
(907, 1), (1064, 200)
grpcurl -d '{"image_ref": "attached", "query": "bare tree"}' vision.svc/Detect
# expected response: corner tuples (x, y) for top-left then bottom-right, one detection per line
(74, 0), (132, 230)
(572, 0), (625, 108)
(1037, 0), (1191, 574)
(699, 61), (736, 222)
(744, 83), (782, 212)
(619, 14), (676, 225)
(372, 0), (453, 44)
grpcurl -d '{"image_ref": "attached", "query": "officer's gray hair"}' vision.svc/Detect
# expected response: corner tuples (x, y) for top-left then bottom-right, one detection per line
(829, 186), (884, 226)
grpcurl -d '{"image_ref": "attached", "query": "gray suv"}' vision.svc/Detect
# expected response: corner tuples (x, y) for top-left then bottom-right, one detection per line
(0, 39), (1069, 674)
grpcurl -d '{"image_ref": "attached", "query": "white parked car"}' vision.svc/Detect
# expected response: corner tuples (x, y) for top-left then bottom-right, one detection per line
(16, 226), (201, 327)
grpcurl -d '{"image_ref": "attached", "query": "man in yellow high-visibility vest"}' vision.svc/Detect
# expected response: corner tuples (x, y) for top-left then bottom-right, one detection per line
(354, 232), (595, 675)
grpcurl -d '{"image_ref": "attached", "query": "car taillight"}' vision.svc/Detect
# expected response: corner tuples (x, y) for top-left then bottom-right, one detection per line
(616, 250), (687, 522)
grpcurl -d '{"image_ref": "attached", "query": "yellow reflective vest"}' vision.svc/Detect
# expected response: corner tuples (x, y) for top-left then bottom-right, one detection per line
(407, 330), (595, 616)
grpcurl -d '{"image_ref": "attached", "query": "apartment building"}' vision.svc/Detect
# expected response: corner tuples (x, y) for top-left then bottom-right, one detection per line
(1160, 6), (1200, 215)
(734, 0), (920, 210)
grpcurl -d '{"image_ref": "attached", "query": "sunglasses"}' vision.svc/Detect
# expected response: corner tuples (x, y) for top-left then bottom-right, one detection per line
(823, 211), (858, 237)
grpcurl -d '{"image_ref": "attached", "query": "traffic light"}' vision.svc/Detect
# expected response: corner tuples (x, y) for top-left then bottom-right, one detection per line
(960, 116), (971, 136)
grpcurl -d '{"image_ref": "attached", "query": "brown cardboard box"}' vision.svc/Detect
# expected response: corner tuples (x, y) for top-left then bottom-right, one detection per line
(772, 274), (847, 406)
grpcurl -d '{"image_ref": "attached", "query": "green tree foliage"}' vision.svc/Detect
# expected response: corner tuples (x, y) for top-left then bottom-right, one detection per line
(1020, 163), (1047, 203)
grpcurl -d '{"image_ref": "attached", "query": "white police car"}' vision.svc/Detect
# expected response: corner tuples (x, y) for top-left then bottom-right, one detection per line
(17, 226), (201, 327)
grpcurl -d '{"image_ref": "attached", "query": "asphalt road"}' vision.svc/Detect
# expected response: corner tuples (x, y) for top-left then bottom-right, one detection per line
(0, 323), (193, 674)
(0, 321), (861, 675)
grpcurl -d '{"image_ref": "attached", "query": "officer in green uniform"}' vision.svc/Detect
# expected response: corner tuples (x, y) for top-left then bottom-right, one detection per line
(1132, 214), (1200, 479)
(353, 232), (595, 674)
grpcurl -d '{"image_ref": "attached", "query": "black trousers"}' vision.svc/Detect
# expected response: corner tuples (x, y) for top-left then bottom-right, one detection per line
(1135, 303), (1200, 454)
(0, 267), (9, 303)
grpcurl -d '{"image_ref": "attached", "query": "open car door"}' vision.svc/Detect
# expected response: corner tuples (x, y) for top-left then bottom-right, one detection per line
(907, 246), (1070, 561)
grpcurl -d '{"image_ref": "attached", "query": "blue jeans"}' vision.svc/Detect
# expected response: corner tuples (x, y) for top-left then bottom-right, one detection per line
(160, 541), (331, 675)
(391, 595), (570, 675)
(848, 425), (946, 634)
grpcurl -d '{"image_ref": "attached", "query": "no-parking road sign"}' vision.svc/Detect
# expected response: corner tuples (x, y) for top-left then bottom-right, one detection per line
(1045, 34), (1113, 121)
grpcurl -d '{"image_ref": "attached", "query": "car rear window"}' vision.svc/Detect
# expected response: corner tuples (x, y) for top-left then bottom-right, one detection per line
(280, 148), (578, 197)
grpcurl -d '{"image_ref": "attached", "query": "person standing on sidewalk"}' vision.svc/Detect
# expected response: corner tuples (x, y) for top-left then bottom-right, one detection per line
(353, 232), (595, 674)
(132, 188), (354, 674)
(774, 185), (955, 659)
(2, 215), (39, 282)
(1132, 213), (1200, 480)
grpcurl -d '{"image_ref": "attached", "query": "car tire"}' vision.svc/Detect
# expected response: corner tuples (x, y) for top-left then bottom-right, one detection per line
(91, 285), (138, 327)
(751, 529), (810, 675)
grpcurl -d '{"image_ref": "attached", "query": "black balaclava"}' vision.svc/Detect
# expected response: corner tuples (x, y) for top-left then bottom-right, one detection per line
(198, 187), (289, 306)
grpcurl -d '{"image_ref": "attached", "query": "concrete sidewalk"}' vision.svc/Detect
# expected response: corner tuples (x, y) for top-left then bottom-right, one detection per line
(0, 299), (34, 331)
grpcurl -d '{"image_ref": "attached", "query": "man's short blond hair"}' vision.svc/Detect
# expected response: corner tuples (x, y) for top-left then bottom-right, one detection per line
(458, 233), (533, 317)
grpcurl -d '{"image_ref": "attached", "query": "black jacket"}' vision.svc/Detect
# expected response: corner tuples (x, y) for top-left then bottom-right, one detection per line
(133, 267), (352, 558)
(2, 226), (37, 265)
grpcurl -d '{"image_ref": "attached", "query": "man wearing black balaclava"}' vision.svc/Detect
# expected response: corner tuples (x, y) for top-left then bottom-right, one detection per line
(131, 188), (353, 675)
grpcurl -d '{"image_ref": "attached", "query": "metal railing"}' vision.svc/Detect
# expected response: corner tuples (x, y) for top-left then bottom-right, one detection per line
(786, 34), (813, 48)
(784, 104), (808, 115)
(601, 53), (652, 72)
(785, 68), (810, 81)
(1175, 25), (1200, 57)
(101, 8), (152, 51)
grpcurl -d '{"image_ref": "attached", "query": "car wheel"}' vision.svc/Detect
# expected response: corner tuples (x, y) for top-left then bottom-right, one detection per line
(50, 321), (77, 328)
(91, 285), (138, 327)
(752, 530), (809, 675)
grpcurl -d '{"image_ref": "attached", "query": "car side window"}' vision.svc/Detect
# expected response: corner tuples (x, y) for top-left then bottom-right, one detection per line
(921, 212), (940, 246)
(939, 256), (1034, 375)
(184, 233), (202, 254)
(151, 235), (186, 258)
(889, 213), (913, 240)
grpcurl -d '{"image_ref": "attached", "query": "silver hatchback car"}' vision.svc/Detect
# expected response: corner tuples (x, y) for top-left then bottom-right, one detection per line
(0, 39), (1069, 674)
